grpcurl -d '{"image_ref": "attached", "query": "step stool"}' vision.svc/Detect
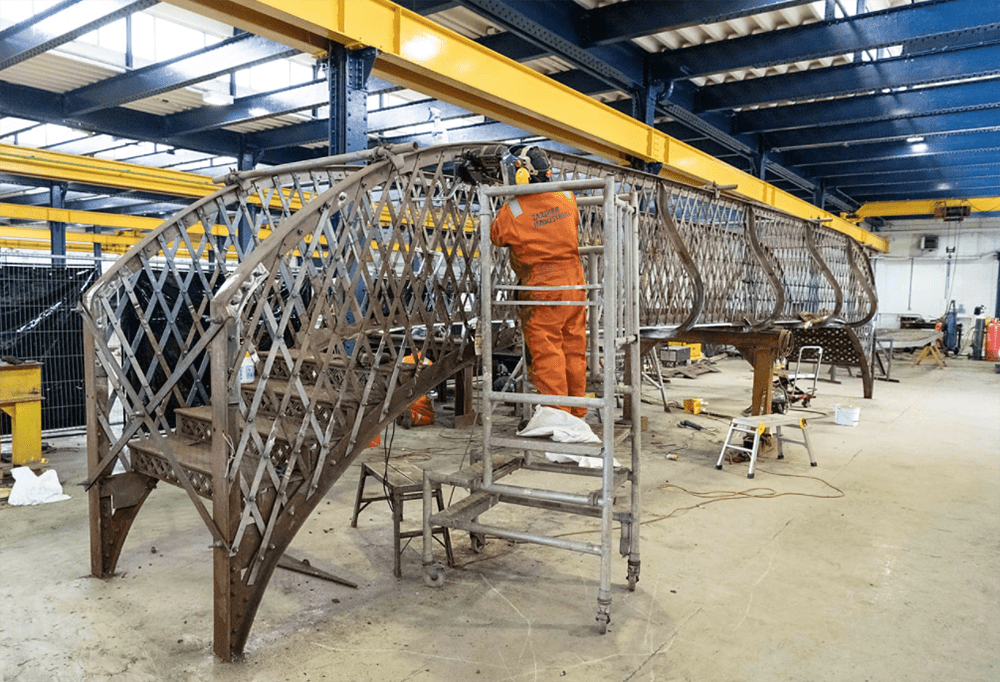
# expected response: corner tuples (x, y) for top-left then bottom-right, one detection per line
(351, 460), (454, 577)
(716, 413), (816, 479)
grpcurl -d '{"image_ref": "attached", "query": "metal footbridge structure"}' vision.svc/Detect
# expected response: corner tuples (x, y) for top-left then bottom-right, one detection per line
(80, 143), (877, 660)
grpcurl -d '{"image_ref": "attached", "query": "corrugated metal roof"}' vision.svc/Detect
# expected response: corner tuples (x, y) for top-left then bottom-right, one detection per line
(224, 113), (312, 135)
(1, 51), (117, 93)
(0, 0), (990, 211)
(1, 0), (926, 154)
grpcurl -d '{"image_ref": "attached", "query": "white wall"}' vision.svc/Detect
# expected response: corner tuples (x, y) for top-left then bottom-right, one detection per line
(871, 216), (1000, 329)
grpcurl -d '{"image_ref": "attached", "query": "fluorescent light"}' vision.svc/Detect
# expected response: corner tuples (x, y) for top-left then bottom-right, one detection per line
(202, 91), (234, 106)
(906, 136), (925, 143)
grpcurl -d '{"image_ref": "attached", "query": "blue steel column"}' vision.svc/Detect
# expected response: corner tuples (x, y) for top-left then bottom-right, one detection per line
(50, 183), (66, 268)
(627, 80), (664, 174)
(125, 14), (133, 69)
(91, 225), (103, 270)
(813, 180), (827, 212)
(326, 45), (377, 155)
(236, 148), (257, 255)
(757, 143), (771, 181)
(995, 251), (1000, 319)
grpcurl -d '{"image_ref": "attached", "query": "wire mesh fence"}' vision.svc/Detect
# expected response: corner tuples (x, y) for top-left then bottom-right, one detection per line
(0, 251), (105, 433)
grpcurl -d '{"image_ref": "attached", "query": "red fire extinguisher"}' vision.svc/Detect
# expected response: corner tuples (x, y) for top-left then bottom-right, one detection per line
(986, 318), (1000, 361)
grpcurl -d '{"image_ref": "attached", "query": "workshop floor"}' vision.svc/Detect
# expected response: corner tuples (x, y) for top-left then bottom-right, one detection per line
(2, 357), (997, 682)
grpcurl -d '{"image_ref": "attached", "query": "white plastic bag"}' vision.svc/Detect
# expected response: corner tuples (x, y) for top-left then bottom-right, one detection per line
(516, 406), (601, 444)
(516, 406), (619, 468)
(7, 466), (70, 506)
(543, 451), (611, 468)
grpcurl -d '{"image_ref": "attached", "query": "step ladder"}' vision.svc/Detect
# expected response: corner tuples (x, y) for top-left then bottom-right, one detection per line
(716, 413), (817, 479)
(422, 176), (642, 634)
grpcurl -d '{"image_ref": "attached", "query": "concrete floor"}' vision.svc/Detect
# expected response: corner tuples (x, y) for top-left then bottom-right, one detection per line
(1, 356), (998, 682)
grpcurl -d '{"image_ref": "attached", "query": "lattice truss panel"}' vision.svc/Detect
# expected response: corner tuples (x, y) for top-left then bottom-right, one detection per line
(219, 146), (486, 575)
(81, 163), (359, 488)
(752, 210), (837, 324)
(79, 143), (878, 660)
(854, 322), (876, 370)
(830, 234), (878, 326)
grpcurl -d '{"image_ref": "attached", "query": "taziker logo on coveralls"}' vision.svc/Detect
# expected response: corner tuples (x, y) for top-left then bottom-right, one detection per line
(532, 206), (571, 228)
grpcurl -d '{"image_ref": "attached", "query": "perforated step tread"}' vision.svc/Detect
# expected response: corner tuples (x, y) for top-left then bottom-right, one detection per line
(446, 453), (523, 487)
(128, 433), (215, 498)
(174, 405), (301, 443)
(429, 490), (497, 525)
(240, 380), (362, 408)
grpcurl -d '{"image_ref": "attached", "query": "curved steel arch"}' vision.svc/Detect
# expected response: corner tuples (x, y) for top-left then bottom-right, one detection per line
(82, 144), (877, 660)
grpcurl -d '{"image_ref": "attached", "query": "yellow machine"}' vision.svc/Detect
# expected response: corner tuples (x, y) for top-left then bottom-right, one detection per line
(670, 341), (702, 359)
(0, 362), (44, 467)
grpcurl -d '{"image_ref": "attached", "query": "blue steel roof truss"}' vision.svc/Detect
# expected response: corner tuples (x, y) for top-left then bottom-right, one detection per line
(0, 0), (998, 215)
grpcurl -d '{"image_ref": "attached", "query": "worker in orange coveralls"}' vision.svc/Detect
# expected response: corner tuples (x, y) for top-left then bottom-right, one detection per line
(490, 145), (587, 418)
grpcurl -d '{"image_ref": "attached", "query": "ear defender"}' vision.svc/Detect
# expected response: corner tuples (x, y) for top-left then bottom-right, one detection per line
(509, 144), (552, 183)
(515, 167), (531, 185)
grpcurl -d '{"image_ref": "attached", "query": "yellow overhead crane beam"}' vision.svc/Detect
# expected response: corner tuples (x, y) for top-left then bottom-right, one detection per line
(854, 197), (1000, 219)
(0, 201), (237, 254)
(167, 0), (888, 253)
(0, 202), (171, 232)
(0, 199), (464, 256)
(0, 143), (304, 212)
(0, 202), (164, 254)
(0, 225), (137, 255)
(0, 142), (307, 251)
(0, 143), (220, 199)
(0, 222), (242, 259)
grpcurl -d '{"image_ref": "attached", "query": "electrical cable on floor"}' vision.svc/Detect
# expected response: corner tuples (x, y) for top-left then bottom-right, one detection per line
(550, 464), (844, 539)
(641, 468), (844, 526)
(380, 420), (397, 513)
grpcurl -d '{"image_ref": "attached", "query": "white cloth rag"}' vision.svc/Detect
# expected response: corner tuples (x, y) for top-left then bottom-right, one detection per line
(516, 406), (619, 468)
(8, 466), (70, 506)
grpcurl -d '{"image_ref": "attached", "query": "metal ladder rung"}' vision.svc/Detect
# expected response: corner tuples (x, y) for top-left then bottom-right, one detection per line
(489, 435), (602, 456)
(436, 453), (522, 487)
(429, 490), (497, 526)
(436, 518), (602, 556)
(495, 491), (634, 521)
(424, 178), (641, 634)
(522, 458), (632, 481)
(489, 424), (630, 458)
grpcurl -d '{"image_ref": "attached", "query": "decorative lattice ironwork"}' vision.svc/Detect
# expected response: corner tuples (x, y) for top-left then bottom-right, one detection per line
(81, 143), (878, 660)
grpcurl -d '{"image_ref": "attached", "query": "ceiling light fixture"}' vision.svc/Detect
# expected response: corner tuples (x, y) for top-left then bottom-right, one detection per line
(203, 91), (234, 106)
(906, 136), (925, 143)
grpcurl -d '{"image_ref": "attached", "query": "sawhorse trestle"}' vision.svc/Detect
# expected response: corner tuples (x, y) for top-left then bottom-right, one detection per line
(717, 413), (817, 479)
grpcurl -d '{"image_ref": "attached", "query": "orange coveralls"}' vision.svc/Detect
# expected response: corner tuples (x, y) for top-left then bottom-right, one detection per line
(491, 191), (587, 417)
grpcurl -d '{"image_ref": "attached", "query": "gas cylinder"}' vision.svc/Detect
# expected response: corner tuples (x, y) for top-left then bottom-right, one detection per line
(985, 318), (1000, 361)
